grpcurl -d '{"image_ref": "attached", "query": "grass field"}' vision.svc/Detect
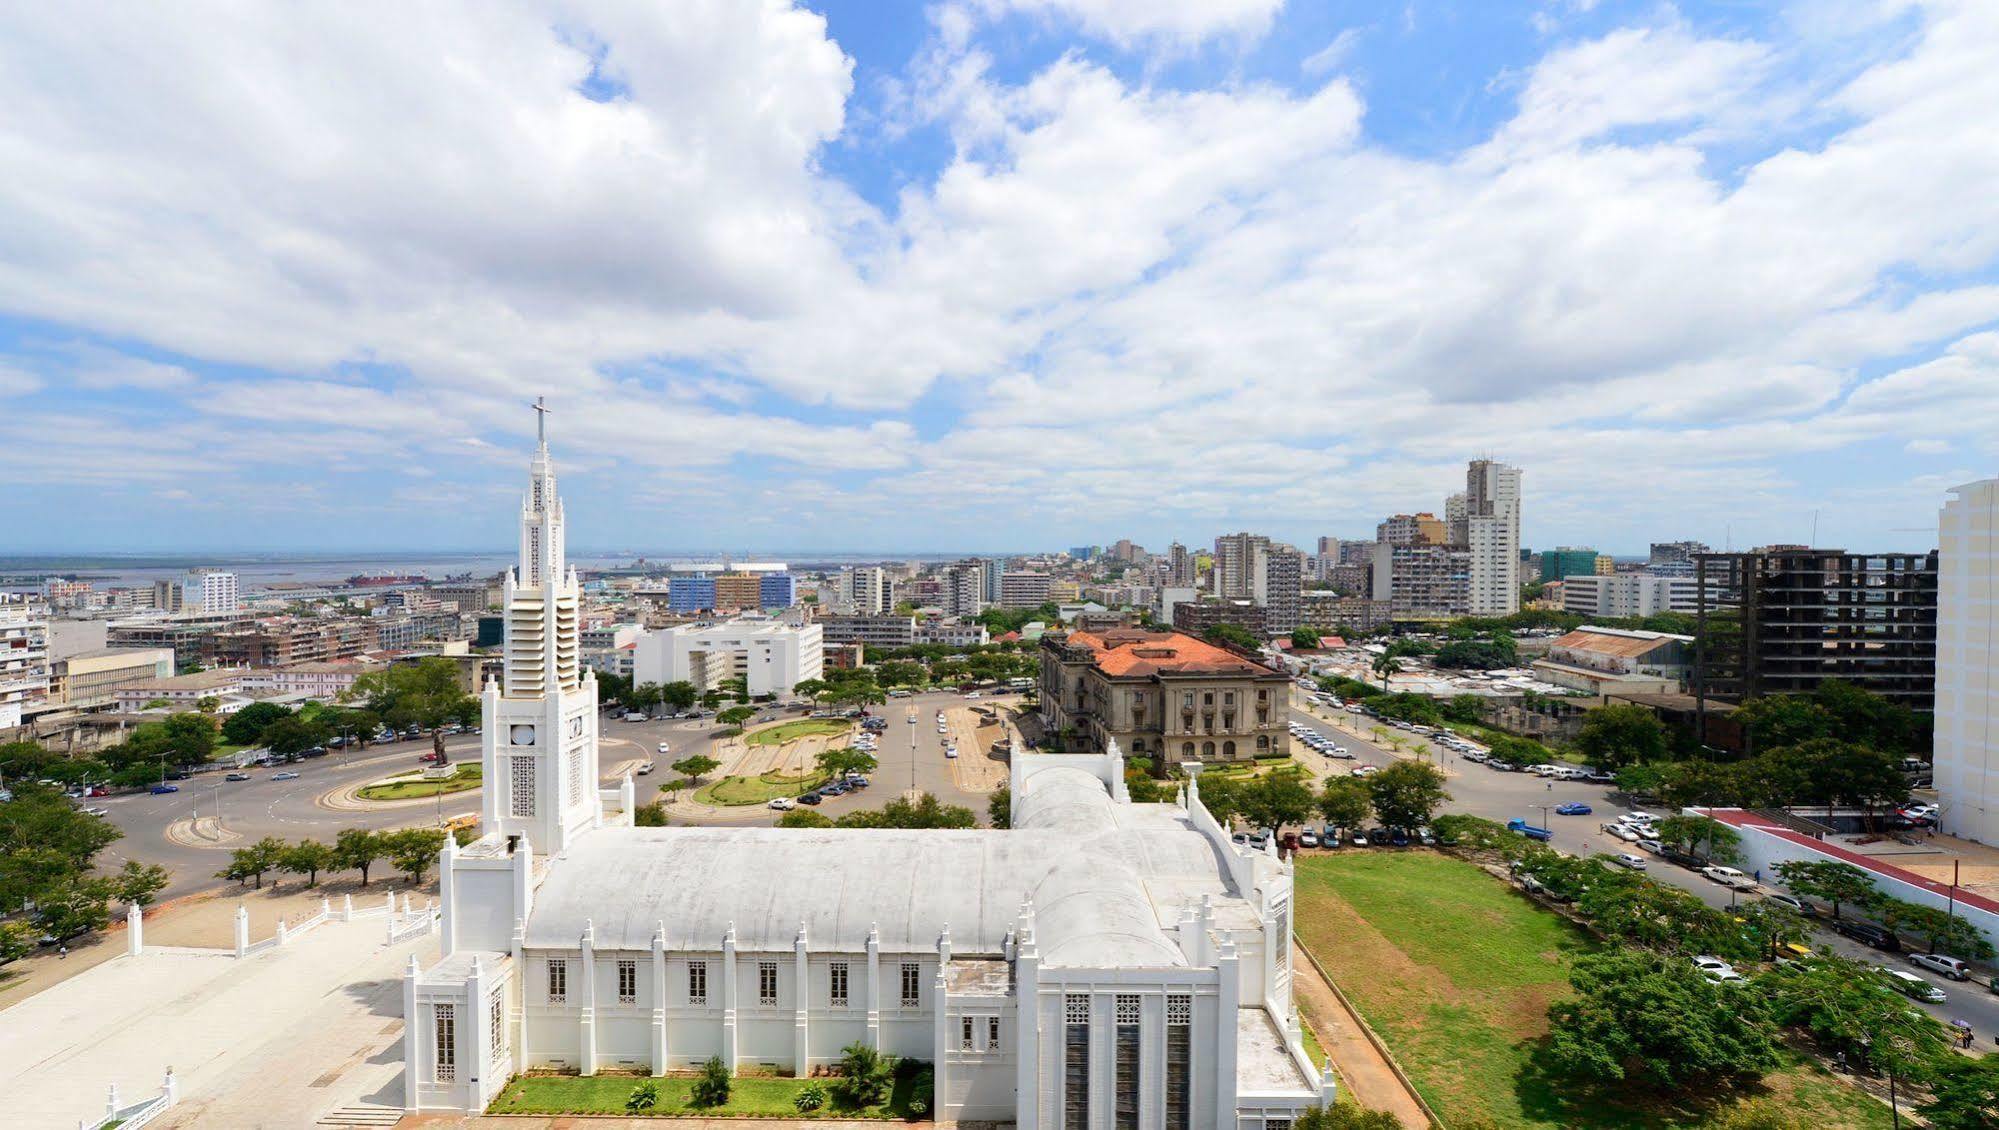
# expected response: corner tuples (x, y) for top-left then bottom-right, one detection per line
(355, 763), (483, 801)
(695, 769), (830, 806)
(1291, 852), (1894, 1129)
(491, 1071), (929, 1119)
(746, 718), (853, 746)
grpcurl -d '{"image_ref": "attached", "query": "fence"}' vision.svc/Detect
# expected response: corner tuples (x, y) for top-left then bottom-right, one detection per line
(81, 1071), (176, 1130)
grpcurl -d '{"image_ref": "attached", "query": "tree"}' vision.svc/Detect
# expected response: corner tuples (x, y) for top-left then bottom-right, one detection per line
(1771, 860), (1876, 920)
(1366, 761), (1448, 829)
(0, 920), (36, 967)
(987, 786), (1010, 829)
(261, 715), (332, 756)
(834, 1041), (897, 1107)
(157, 712), (218, 764)
(1547, 949), (1781, 1090)
(352, 658), (475, 737)
(281, 839), (337, 887)
(1574, 704), (1669, 771)
(690, 1055), (732, 1107)
(1920, 1054), (1999, 1130)
(221, 701), (293, 745)
(659, 681), (698, 711)
(1370, 652), (1402, 690)
(112, 859), (169, 906)
(816, 747), (879, 780)
(634, 801), (669, 827)
(1290, 627), (1323, 650)
(1654, 814), (1741, 864)
(836, 793), (977, 829)
(716, 705), (757, 731)
(777, 809), (834, 828)
(219, 836), (288, 889)
(1240, 771), (1317, 830)
(671, 755), (720, 784)
(335, 828), (389, 887)
(1315, 777), (1372, 831)
(792, 678), (828, 706)
(386, 827), (447, 884)
(1202, 623), (1261, 651)
(1576, 872), (1738, 956)
(1764, 956), (1953, 1070)
(1294, 1104), (1406, 1130)
(34, 873), (118, 940)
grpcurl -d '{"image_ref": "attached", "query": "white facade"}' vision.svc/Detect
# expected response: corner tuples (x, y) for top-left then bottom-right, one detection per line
(1464, 460), (1521, 616)
(0, 598), (49, 727)
(631, 619), (824, 697)
(1560, 573), (1699, 619)
(195, 571), (239, 613)
(411, 414), (1333, 1126)
(943, 564), (986, 617)
(835, 567), (893, 616)
(1936, 479), (1999, 845)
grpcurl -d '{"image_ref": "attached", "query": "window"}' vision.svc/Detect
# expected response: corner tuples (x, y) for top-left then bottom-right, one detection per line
(1257, 734), (1270, 749)
(565, 749), (584, 808)
(900, 962), (921, 1008)
(759, 960), (779, 1006)
(510, 756), (536, 818)
(618, 959), (638, 1006)
(1267, 1119), (1293, 1130)
(1223, 691), (1235, 705)
(688, 960), (708, 1006)
(547, 959), (567, 1004)
(490, 992), (507, 1058)
(961, 1016), (976, 1051)
(433, 1003), (456, 1082)
(1166, 996), (1192, 1130)
(986, 1016), (1002, 1052)
(1182, 742), (1194, 757)
(1064, 995), (1090, 1130)
(1182, 692), (1194, 709)
(1202, 741), (1215, 758)
(1115, 995), (1140, 1130)
(830, 961), (849, 1007)
(1203, 692), (1214, 706)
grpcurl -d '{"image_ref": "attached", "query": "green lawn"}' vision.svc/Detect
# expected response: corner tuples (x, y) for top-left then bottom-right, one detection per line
(355, 763), (483, 801)
(1292, 852), (1893, 1129)
(695, 769), (831, 806)
(746, 718), (854, 746)
(491, 1072), (929, 1119)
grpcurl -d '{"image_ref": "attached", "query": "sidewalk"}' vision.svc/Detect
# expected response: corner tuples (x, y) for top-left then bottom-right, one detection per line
(1289, 944), (1432, 1127)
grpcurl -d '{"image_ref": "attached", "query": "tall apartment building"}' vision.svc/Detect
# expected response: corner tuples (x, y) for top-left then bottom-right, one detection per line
(980, 558), (1006, 604)
(1444, 492), (1469, 546)
(714, 572), (764, 612)
(0, 598), (50, 728)
(1464, 459), (1522, 616)
(1370, 543), (1470, 620)
(1376, 513), (1446, 547)
(1253, 546), (1304, 635)
(833, 567), (893, 615)
(152, 579), (184, 613)
(1165, 542), (1196, 587)
(193, 570), (240, 613)
(1540, 547), (1600, 582)
(1211, 532), (1270, 599)
(759, 572), (797, 610)
(667, 574), (717, 613)
(816, 615), (919, 649)
(1934, 480), (1998, 844)
(1650, 541), (1711, 568)
(1561, 574), (1701, 619)
(940, 562), (985, 617)
(1693, 548), (1938, 727)
(998, 571), (1054, 609)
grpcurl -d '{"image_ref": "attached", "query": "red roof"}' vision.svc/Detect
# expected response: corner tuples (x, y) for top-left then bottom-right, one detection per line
(994, 631), (1020, 643)
(1064, 629), (1275, 678)
(1701, 808), (1999, 918)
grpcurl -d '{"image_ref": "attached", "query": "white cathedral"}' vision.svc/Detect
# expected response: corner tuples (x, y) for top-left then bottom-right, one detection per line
(403, 407), (1335, 1129)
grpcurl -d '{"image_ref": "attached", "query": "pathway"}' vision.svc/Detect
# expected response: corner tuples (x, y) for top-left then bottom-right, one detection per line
(1289, 943), (1432, 1127)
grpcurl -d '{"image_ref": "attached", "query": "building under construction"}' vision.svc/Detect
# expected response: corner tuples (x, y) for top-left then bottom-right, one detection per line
(1692, 548), (1938, 734)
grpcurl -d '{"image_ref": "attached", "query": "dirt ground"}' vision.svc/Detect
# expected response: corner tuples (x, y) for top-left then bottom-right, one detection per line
(0, 874), (439, 1009)
(727, 721), (857, 777)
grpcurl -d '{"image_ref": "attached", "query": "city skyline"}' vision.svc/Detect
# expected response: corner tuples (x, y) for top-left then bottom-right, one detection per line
(3, 1), (1995, 555)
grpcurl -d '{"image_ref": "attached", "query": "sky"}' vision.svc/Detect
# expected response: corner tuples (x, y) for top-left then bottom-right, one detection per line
(1, 0), (1996, 557)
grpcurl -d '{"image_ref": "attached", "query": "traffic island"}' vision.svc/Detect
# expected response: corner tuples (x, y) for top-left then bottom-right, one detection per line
(692, 769), (830, 807)
(352, 763), (483, 803)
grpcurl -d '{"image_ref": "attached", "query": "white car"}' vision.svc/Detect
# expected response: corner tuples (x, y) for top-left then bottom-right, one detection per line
(768, 797), (797, 811)
(1351, 765), (1378, 777)
(656, 741), (671, 754)
(1602, 823), (1640, 842)
(1612, 853), (1648, 870)
(636, 761), (655, 775)
(1693, 956), (1744, 983)
(1879, 968), (1947, 1003)
(1702, 865), (1757, 890)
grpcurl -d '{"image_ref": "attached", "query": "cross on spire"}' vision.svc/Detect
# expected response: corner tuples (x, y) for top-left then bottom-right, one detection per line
(532, 396), (550, 444)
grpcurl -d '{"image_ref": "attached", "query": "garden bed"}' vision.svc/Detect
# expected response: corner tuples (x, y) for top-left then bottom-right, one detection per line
(354, 763), (482, 801)
(694, 769), (831, 806)
(491, 1070), (930, 1119)
(747, 718), (854, 746)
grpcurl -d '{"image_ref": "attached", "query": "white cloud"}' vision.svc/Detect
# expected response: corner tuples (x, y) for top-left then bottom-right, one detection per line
(1302, 29), (1362, 74)
(0, 363), (40, 397)
(963, 0), (1285, 49)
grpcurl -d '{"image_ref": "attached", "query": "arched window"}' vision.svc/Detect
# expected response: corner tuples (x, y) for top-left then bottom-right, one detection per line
(1256, 735), (1269, 749)
(1182, 742), (1195, 758)
(1222, 741), (1237, 758)
(1201, 741), (1215, 758)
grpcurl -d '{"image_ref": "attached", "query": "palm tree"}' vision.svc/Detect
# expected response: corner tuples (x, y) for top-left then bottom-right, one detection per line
(1371, 652), (1402, 690)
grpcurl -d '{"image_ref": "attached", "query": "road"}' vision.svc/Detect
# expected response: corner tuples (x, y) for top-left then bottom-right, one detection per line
(94, 690), (1005, 903)
(1286, 693), (1999, 1047)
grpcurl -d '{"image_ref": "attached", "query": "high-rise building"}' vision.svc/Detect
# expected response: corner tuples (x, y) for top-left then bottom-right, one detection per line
(1212, 532), (1270, 599)
(1693, 548), (1937, 726)
(1444, 492), (1469, 546)
(941, 561), (985, 617)
(0, 597), (50, 728)
(480, 402), (600, 856)
(1934, 480), (1998, 844)
(1464, 460), (1522, 616)
(980, 558), (1006, 604)
(667, 574), (717, 613)
(151, 579), (184, 613)
(1375, 513), (1446, 547)
(1561, 574), (1702, 619)
(714, 572), (764, 612)
(759, 572), (797, 610)
(193, 570), (239, 613)
(998, 571), (1054, 609)
(1539, 547), (1600, 583)
(834, 567), (892, 615)
(1253, 546), (1304, 635)
(1370, 543), (1470, 620)
(1166, 542), (1196, 587)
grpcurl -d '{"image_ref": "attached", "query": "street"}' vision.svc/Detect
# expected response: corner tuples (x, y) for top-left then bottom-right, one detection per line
(1286, 694), (1999, 1046)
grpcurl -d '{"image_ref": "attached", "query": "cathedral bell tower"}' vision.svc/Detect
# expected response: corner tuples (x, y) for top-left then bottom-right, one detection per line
(480, 398), (602, 855)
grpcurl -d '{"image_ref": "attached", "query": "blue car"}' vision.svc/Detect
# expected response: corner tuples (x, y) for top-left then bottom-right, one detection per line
(1555, 802), (1593, 816)
(149, 783), (180, 795)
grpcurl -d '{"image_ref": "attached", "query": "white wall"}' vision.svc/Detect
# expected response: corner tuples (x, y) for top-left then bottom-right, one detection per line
(1936, 479), (1999, 845)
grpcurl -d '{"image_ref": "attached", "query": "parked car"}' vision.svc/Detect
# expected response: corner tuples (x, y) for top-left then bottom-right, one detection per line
(1299, 830), (1319, 848)
(149, 783), (180, 794)
(1349, 830), (1368, 847)
(82, 806), (111, 817)
(1832, 918), (1900, 952)
(1612, 853), (1648, 870)
(1635, 838), (1664, 854)
(1909, 953), (1971, 980)
(1702, 865), (1756, 890)
(798, 791), (823, 805)
(1693, 956), (1744, 984)
(1762, 892), (1810, 915)
(1555, 802), (1593, 816)
(1602, 822), (1640, 842)
(768, 797), (797, 811)
(1879, 968), (1946, 1003)
(623, 712), (649, 722)
(1350, 765), (1378, 778)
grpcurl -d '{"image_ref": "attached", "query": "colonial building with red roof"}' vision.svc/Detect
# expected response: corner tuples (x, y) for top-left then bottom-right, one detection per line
(1038, 627), (1291, 764)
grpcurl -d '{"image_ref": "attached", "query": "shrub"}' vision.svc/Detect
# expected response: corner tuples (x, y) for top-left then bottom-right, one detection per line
(690, 1055), (732, 1107)
(794, 1082), (827, 1113)
(835, 1041), (898, 1107)
(626, 1079), (660, 1111)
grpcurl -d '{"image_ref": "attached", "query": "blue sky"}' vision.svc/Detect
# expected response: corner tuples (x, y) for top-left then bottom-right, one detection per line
(0, 0), (1994, 558)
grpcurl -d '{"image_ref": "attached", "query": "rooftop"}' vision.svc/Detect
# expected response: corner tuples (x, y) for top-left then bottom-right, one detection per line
(1060, 629), (1277, 679)
(1548, 627), (1692, 658)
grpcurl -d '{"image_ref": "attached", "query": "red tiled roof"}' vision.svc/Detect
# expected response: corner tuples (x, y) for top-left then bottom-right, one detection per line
(1064, 629), (1275, 678)
(1702, 808), (1999, 918)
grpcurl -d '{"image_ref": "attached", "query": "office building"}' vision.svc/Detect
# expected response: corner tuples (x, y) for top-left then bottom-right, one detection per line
(914, 620), (991, 648)
(999, 571), (1054, 609)
(668, 574), (718, 614)
(1539, 547), (1600, 583)
(193, 570), (240, 613)
(0, 599), (50, 727)
(1165, 542), (1196, 587)
(833, 567), (893, 616)
(1369, 543), (1470, 620)
(632, 619), (825, 697)
(152, 579), (184, 613)
(1463, 460), (1522, 616)
(1561, 573), (1701, 619)
(46, 647), (175, 711)
(1039, 627), (1291, 765)
(714, 573), (765, 612)
(817, 616), (919, 650)
(1693, 548), (1938, 726)
(759, 572), (797, 611)
(1935, 480), (1999, 844)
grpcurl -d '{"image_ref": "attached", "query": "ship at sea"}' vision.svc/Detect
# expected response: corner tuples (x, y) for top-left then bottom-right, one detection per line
(345, 572), (427, 587)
